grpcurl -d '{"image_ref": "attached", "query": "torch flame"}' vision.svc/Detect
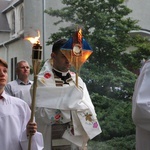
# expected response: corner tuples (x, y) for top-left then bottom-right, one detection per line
(25, 31), (40, 44)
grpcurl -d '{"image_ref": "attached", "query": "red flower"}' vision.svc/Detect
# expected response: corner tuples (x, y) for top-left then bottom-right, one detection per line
(55, 114), (61, 120)
(44, 72), (51, 79)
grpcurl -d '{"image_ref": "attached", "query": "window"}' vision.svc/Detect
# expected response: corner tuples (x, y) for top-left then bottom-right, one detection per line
(11, 57), (17, 80)
(20, 6), (24, 30)
(12, 11), (15, 34)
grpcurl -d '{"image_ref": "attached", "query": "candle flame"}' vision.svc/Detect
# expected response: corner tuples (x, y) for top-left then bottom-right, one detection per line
(25, 31), (40, 44)
(78, 29), (82, 45)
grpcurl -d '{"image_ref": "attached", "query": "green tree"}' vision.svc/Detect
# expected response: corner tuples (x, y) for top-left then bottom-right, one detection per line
(45, 0), (139, 100)
(45, 0), (145, 149)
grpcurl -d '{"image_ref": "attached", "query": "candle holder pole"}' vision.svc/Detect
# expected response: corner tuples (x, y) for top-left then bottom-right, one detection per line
(28, 42), (42, 150)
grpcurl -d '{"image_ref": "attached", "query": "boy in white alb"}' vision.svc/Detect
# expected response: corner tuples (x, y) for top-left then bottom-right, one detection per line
(0, 58), (43, 150)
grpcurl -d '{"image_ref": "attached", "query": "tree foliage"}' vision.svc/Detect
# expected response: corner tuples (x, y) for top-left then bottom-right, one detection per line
(91, 93), (135, 141)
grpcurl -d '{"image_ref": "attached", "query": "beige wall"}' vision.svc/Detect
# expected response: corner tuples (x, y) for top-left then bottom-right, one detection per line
(126, 0), (150, 30)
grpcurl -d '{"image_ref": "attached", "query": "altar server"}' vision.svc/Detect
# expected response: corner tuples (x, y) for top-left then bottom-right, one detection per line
(0, 58), (43, 150)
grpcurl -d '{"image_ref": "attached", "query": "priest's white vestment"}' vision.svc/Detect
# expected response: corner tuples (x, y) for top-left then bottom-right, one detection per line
(35, 59), (102, 150)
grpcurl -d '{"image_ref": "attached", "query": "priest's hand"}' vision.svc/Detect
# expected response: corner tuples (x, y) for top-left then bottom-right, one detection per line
(26, 121), (37, 137)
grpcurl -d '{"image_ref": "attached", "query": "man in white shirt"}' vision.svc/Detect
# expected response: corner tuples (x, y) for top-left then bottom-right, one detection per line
(5, 60), (33, 107)
(132, 59), (150, 150)
(0, 58), (43, 150)
(35, 39), (101, 150)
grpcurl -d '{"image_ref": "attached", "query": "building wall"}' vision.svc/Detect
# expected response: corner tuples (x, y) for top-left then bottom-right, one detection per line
(41, 0), (69, 60)
(0, 32), (10, 42)
(5, 3), (24, 37)
(126, 0), (150, 30)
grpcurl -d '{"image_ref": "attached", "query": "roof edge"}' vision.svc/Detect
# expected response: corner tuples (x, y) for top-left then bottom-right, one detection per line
(2, 0), (23, 13)
(0, 34), (23, 47)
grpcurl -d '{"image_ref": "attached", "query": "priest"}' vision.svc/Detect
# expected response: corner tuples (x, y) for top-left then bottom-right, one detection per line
(35, 39), (102, 150)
